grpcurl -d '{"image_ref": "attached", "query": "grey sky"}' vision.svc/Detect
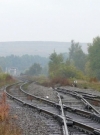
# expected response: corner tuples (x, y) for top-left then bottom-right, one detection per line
(0, 0), (100, 42)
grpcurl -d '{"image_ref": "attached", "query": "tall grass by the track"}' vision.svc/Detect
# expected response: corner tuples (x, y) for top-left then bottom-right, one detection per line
(0, 92), (22, 135)
(76, 79), (100, 91)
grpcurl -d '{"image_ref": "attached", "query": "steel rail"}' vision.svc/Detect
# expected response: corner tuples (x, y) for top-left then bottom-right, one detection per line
(21, 82), (100, 123)
(80, 95), (100, 114)
(65, 117), (100, 135)
(55, 87), (100, 114)
(67, 89), (98, 98)
(5, 83), (69, 135)
(5, 84), (62, 122)
(57, 93), (69, 135)
(63, 105), (100, 122)
(20, 82), (60, 108)
(21, 82), (69, 135)
(66, 89), (100, 99)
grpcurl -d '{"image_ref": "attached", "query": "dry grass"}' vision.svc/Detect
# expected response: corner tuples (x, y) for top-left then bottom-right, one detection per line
(39, 77), (71, 87)
(0, 92), (22, 135)
(76, 79), (100, 91)
(0, 93), (9, 121)
(0, 121), (22, 135)
(0, 74), (16, 88)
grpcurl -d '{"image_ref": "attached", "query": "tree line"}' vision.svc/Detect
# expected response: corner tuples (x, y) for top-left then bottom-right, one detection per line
(0, 54), (49, 74)
(0, 36), (100, 80)
(48, 36), (100, 80)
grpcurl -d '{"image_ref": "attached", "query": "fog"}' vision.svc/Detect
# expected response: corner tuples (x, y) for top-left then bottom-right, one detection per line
(0, 41), (87, 57)
(0, 0), (100, 42)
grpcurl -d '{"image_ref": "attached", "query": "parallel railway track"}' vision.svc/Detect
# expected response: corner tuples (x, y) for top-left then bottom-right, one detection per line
(5, 82), (63, 135)
(55, 87), (100, 114)
(5, 82), (100, 135)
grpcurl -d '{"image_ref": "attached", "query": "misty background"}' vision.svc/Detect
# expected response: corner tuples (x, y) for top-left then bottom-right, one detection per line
(0, 0), (100, 42)
(0, 41), (87, 57)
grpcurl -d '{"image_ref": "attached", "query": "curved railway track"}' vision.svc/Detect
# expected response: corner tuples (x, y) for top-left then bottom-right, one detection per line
(5, 82), (64, 135)
(5, 82), (100, 135)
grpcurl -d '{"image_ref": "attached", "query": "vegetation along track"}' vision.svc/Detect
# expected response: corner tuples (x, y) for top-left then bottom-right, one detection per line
(5, 82), (100, 135)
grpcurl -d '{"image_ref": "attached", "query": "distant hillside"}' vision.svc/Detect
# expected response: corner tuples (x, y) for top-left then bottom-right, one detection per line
(0, 41), (88, 57)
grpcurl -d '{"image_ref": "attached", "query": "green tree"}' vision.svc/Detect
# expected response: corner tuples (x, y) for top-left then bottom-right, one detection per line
(48, 51), (84, 79)
(88, 36), (100, 79)
(0, 55), (48, 73)
(0, 67), (2, 73)
(25, 63), (42, 76)
(69, 40), (87, 72)
(69, 40), (81, 60)
(56, 63), (84, 79)
(49, 51), (64, 78)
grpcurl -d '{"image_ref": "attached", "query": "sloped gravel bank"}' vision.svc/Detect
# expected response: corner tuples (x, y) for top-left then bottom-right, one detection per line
(10, 106), (49, 135)
(27, 83), (58, 103)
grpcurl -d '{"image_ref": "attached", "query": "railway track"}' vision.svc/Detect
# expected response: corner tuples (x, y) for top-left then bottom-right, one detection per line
(5, 82), (100, 135)
(54, 87), (100, 131)
(63, 88), (100, 107)
(55, 87), (100, 114)
(5, 82), (64, 135)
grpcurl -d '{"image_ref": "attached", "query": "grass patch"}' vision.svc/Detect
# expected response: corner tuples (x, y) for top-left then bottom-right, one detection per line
(22, 83), (29, 90)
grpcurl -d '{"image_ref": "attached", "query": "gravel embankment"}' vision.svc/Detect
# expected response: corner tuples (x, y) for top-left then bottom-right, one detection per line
(10, 106), (49, 135)
(27, 83), (58, 103)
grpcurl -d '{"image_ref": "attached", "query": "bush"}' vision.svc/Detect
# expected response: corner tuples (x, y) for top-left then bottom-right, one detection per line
(0, 74), (15, 87)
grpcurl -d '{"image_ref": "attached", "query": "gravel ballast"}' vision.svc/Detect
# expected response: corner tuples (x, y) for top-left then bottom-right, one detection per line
(10, 106), (49, 135)
(27, 83), (58, 103)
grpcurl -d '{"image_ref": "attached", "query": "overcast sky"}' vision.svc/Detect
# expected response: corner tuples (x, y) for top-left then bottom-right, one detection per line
(0, 0), (100, 42)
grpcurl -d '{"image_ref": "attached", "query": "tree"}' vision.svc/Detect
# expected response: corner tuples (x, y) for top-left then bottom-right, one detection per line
(0, 55), (48, 73)
(69, 40), (87, 72)
(88, 36), (100, 79)
(0, 67), (2, 73)
(25, 63), (42, 76)
(69, 40), (81, 60)
(49, 51), (64, 78)
(48, 51), (84, 79)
